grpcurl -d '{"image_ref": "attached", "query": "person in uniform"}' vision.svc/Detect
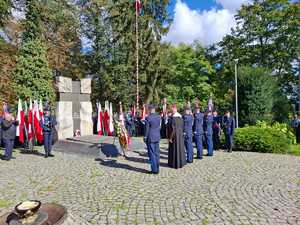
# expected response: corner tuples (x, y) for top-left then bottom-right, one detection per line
(167, 104), (186, 169)
(212, 110), (221, 151)
(193, 106), (204, 159)
(183, 107), (194, 163)
(1, 110), (18, 161)
(203, 110), (214, 156)
(223, 111), (235, 152)
(40, 107), (57, 158)
(144, 105), (161, 174)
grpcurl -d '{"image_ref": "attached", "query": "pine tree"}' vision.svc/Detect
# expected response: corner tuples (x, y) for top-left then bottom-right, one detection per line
(12, 0), (55, 104)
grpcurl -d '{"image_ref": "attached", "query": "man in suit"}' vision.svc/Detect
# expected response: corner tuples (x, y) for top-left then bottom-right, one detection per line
(183, 107), (194, 163)
(193, 106), (204, 159)
(144, 105), (161, 174)
(204, 110), (214, 156)
(223, 111), (235, 152)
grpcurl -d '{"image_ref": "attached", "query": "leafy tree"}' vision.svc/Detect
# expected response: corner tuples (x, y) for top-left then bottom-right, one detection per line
(219, 0), (300, 96)
(0, 0), (12, 28)
(165, 43), (215, 108)
(238, 67), (277, 125)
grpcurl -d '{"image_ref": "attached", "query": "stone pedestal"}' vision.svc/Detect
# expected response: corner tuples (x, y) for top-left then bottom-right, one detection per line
(56, 77), (93, 139)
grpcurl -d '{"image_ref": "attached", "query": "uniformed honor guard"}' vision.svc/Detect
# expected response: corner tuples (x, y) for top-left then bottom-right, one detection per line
(204, 110), (214, 156)
(40, 107), (57, 158)
(183, 107), (194, 163)
(144, 105), (161, 174)
(223, 111), (235, 152)
(193, 106), (204, 159)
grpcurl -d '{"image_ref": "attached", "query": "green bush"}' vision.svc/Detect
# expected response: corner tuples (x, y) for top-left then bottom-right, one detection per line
(234, 126), (292, 154)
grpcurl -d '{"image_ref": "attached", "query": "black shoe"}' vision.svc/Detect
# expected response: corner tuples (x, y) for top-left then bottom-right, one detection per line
(196, 157), (203, 160)
(44, 154), (48, 158)
(48, 154), (54, 157)
(152, 171), (159, 175)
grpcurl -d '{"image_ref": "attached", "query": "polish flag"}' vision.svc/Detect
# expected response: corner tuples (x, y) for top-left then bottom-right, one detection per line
(108, 102), (114, 136)
(33, 100), (43, 143)
(16, 99), (25, 143)
(39, 99), (44, 122)
(27, 100), (33, 141)
(141, 104), (147, 121)
(119, 102), (125, 126)
(97, 102), (103, 135)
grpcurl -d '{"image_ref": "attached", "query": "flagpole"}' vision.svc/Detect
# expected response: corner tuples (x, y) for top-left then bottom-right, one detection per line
(135, 0), (139, 111)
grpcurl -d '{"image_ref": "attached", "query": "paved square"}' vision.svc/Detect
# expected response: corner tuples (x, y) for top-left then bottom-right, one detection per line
(0, 141), (299, 225)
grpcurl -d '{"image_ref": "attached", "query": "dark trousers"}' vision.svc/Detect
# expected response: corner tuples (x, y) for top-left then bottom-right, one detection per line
(147, 142), (160, 173)
(44, 132), (53, 155)
(4, 139), (14, 160)
(185, 135), (193, 163)
(225, 134), (233, 151)
(194, 135), (203, 159)
(296, 127), (300, 144)
(205, 134), (213, 156)
(213, 132), (220, 150)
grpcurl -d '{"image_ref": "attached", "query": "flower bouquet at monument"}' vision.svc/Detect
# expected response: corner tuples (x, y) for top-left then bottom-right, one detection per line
(114, 119), (131, 158)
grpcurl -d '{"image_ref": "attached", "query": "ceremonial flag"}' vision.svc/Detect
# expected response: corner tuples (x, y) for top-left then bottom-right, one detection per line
(208, 97), (213, 111)
(108, 102), (114, 136)
(39, 99), (44, 122)
(27, 99), (33, 141)
(119, 102), (125, 126)
(141, 104), (146, 121)
(131, 105), (136, 118)
(16, 99), (25, 143)
(162, 98), (167, 117)
(97, 102), (103, 135)
(135, 0), (142, 14)
(103, 101), (110, 135)
(33, 100), (43, 143)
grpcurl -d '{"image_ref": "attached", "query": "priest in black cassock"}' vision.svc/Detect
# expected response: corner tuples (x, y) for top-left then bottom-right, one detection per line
(167, 104), (187, 169)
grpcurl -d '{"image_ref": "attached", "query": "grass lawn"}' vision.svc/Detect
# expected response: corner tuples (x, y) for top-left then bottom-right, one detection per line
(287, 145), (300, 156)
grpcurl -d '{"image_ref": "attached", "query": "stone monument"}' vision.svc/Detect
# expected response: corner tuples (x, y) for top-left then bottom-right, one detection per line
(56, 76), (93, 139)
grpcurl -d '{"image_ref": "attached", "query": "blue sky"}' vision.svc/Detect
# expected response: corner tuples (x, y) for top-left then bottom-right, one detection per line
(164, 0), (252, 45)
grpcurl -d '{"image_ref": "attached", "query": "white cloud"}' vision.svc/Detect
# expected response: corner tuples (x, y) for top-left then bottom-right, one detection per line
(164, 0), (236, 46)
(215, 0), (251, 12)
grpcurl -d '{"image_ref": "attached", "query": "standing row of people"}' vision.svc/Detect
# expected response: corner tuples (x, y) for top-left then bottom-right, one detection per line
(144, 104), (236, 174)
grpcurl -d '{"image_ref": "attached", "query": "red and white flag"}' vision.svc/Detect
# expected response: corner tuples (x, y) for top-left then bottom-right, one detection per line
(131, 105), (136, 118)
(108, 102), (114, 136)
(141, 104), (147, 121)
(97, 102), (103, 136)
(119, 102), (125, 126)
(16, 99), (25, 143)
(39, 99), (44, 122)
(27, 100), (33, 141)
(33, 100), (43, 143)
(135, 0), (142, 14)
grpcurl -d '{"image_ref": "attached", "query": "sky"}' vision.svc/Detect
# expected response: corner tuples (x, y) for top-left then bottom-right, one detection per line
(164, 0), (252, 46)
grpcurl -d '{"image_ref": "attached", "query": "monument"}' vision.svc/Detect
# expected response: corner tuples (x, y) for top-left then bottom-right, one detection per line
(55, 76), (93, 139)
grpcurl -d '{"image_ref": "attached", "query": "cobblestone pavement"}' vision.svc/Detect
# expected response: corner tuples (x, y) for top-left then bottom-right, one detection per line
(0, 141), (299, 225)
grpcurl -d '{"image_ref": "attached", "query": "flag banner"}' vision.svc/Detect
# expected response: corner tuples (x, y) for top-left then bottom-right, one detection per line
(131, 105), (136, 118)
(141, 104), (146, 121)
(34, 100), (43, 143)
(16, 99), (25, 143)
(97, 102), (103, 136)
(208, 97), (213, 111)
(27, 99), (33, 141)
(108, 102), (114, 136)
(135, 0), (142, 14)
(39, 99), (44, 122)
(119, 102), (125, 126)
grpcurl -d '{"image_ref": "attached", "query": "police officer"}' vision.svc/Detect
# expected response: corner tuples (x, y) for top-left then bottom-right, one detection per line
(204, 110), (214, 156)
(144, 105), (161, 174)
(193, 106), (204, 159)
(223, 111), (235, 152)
(212, 110), (221, 151)
(40, 107), (57, 158)
(183, 107), (194, 163)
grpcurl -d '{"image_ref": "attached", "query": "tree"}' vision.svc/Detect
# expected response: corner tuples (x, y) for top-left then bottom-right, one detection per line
(80, 0), (170, 107)
(165, 42), (215, 108)
(0, 0), (12, 28)
(219, 0), (300, 96)
(12, 0), (55, 104)
(238, 67), (277, 125)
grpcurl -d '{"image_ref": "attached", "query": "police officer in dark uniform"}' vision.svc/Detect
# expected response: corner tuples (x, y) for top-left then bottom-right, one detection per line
(223, 111), (235, 152)
(144, 105), (161, 174)
(193, 106), (204, 159)
(183, 107), (194, 163)
(40, 107), (57, 158)
(204, 110), (214, 156)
